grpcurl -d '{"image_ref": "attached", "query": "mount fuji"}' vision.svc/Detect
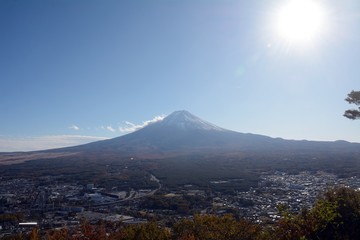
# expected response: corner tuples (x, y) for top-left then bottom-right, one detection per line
(61, 110), (273, 155)
(1, 110), (360, 164)
(56, 110), (360, 157)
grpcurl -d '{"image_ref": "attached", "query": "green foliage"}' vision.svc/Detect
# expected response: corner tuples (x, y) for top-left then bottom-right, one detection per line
(44, 221), (170, 240)
(274, 187), (360, 240)
(29, 228), (41, 240)
(173, 214), (261, 240)
(0, 213), (23, 222)
(111, 222), (171, 240)
(46, 228), (71, 240)
(344, 90), (360, 120)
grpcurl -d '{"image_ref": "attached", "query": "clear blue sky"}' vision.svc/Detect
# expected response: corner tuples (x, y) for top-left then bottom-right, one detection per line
(1, 0), (359, 151)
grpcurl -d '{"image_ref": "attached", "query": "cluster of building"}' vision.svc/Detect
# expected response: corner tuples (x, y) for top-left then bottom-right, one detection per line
(0, 175), (154, 237)
(1, 171), (360, 237)
(210, 171), (360, 222)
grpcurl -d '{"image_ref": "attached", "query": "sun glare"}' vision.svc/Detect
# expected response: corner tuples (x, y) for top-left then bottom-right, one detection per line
(275, 0), (326, 44)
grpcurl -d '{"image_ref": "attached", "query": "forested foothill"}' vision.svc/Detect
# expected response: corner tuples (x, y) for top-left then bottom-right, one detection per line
(2, 150), (360, 193)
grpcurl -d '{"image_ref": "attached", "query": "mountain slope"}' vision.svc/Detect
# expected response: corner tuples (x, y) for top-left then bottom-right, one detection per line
(68, 111), (272, 153)
(62, 110), (360, 156)
(1, 110), (360, 165)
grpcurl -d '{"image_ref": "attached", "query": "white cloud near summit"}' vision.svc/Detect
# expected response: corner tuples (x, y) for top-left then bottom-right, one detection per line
(119, 115), (165, 133)
(106, 126), (116, 132)
(100, 125), (117, 132)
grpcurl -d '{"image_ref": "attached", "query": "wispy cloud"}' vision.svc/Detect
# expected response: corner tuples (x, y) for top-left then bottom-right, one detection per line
(0, 135), (109, 152)
(106, 126), (116, 132)
(100, 125), (117, 132)
(119, 115), (166, 133)
(69, 125), (80, 131)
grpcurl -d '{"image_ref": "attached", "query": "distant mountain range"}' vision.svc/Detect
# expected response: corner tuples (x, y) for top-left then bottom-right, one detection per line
(1, 110), (360, 164)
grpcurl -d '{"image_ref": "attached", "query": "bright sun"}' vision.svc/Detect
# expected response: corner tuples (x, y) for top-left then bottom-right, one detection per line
(275, 0), (326, 44)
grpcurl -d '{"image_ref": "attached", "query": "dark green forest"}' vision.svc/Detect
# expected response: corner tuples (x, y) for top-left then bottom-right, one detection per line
(2, 151), (360, 193)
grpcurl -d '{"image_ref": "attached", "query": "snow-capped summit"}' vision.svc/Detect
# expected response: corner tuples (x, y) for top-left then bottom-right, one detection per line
(157, 110), (225, 131)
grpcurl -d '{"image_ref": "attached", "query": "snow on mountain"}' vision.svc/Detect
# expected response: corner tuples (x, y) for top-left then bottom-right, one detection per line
(154, 110), (225, 131)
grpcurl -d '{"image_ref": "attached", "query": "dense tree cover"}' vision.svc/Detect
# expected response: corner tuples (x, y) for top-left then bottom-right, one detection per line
(344, 90), (360, 120)
(173, 215), (263, 240)
(3, 152), (360, 195)
(0, 213), (23, 223)
(5, 187), (360, 240)
(273, 187), (360, 240)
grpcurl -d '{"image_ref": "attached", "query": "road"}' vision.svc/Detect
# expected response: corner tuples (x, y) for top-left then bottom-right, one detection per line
(90, 173), (162, 207)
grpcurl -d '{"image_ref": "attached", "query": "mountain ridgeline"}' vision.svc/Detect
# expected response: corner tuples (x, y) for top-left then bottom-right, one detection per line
(62, 110), (360, 156)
